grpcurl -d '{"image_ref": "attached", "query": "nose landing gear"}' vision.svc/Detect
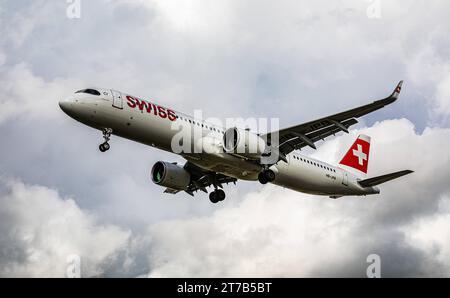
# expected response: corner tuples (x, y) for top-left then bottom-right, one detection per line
(99, 142), (110, 152)
(209, 189), (226, 204)
(99, 128), (113, 152)
(258, 169), (276, 185)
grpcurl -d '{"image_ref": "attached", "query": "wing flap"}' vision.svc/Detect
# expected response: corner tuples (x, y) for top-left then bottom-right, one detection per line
(278, 118), (358, 155)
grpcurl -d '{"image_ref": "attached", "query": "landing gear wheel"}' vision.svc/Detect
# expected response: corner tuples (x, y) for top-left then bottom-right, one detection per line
(216, 189), (226, 201)
(265, 169), (275, 182)
(99, 143), (110, 152)
(209, 189), (226, 203)
(99, 128), (113, 152)
(258, 172), (269, 185)
(209, 192), (219, 204)
(258, 170), (275, 185)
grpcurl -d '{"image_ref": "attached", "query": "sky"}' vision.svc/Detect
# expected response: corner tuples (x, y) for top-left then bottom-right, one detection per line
(0, 0), (450, 277)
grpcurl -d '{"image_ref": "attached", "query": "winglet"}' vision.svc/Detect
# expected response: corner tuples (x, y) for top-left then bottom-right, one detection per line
(391, 80), (403, 99)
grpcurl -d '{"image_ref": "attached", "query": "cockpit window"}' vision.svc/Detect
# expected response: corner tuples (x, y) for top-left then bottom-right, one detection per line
(75, 89), (101, 96)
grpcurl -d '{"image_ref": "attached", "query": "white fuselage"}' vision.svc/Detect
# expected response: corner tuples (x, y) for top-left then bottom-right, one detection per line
(59, 89), (379, 197)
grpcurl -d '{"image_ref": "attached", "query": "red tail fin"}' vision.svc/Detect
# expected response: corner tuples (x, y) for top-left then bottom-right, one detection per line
(339, 135), (371, 174)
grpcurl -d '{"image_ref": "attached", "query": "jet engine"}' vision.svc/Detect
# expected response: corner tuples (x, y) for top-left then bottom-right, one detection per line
(223, 127), (267, 159)
(151, 161), (191, 190)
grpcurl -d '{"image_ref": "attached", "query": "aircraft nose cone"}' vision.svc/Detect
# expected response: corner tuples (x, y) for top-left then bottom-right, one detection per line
(59, 98), (75, 116)
(59, 100), (68, 111)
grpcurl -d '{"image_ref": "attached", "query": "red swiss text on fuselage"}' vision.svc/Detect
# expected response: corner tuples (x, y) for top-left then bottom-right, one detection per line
(126, 96), (177, 121)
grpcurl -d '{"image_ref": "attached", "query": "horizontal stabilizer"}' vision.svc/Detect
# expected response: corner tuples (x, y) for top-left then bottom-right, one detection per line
(358, 170), (413, 188)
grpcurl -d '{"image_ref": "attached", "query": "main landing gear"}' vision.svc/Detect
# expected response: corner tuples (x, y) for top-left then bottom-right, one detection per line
(258, 169), (275, 185)
(99, 128), (113, 152)
(209, 189), (226, 204)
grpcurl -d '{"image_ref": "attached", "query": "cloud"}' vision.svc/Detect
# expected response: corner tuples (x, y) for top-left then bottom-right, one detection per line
(0, 51), (5, 66)
(435, 75), (450, 116)
(0, 1), (40, 48)
(404, 202), (450, 276)
(0, 63), (82, 124)
(0, 178), (130, 277)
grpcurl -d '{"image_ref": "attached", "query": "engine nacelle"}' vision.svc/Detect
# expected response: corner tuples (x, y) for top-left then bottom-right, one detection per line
(223, 127), (266, 159)
(151, 161), (191, 190)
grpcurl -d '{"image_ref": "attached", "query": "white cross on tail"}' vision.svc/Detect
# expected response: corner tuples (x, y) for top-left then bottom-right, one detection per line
(353, 144), (367, 165)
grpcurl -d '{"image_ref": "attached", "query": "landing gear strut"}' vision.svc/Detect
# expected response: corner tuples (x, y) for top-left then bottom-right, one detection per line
(258, 169), (275, 185)
(99, 128), (113, 152)
(209, 189), (226, 204)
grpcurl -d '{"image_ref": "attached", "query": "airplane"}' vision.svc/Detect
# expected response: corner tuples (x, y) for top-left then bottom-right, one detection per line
(59, 81), (413, 203)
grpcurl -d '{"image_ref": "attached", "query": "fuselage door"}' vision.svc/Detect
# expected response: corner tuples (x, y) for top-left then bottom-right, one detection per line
(342, 172), (349, 186)
(111, 90), (123, 109)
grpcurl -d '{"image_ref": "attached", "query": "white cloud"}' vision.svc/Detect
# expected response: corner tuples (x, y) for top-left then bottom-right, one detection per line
(404, 205), (450, 276)
(0, 179), (130, 277)
(0, 63), (82, 124)
(434, 75), (450, 115)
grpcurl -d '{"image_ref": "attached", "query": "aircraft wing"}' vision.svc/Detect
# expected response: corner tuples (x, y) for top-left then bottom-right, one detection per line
(163, 161), (237, 195)
(263, 81), (403, 159)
